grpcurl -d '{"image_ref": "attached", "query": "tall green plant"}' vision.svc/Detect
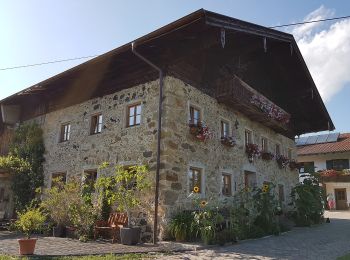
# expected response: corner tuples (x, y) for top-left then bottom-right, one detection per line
(8, 123), (45, 211)
(96, 165), (151, 227)
(290, 178), (324, 226)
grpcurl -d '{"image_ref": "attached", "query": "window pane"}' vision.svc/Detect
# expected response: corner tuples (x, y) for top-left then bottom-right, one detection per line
(129, 107), (135, 117)
(136, 115), (141, 125)
(136, 105), (141, 115)
(98, 115), (103, 124)
(189, 168), (201, 193)
(129, 116), (134, 126)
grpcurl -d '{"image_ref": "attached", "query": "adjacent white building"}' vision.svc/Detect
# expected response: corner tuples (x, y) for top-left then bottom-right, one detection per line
(297, 133), (350, 210)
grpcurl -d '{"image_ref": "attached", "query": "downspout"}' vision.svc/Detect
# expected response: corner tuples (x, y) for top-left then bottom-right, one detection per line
(131, 42), (163, 245)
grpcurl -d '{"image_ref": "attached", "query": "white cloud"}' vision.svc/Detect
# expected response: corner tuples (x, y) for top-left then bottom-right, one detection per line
(291, 6), (350, 102)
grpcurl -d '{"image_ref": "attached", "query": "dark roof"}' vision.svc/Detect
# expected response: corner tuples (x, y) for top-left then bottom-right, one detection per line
(0, 9), (334, 136)
(298, 133), (350, 156)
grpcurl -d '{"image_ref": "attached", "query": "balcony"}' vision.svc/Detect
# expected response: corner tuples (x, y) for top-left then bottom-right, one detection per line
(215, 75), (291, 134)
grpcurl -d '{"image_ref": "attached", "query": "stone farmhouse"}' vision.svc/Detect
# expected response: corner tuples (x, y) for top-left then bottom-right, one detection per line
(297, 133), (350, 210)
(0, 9), (333, 239)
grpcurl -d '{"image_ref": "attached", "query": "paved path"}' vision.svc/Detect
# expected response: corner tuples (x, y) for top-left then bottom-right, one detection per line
(158, 211), (350, 260)
(1, 211), (349, 259)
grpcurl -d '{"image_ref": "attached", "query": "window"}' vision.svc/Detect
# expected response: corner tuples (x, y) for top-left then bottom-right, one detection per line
(275, 144), (281, 156)
(189, 106), (201, 125)
(221, 121), (230, 138)
(244, 171), (256, 188)
(300, 162), (315, 173)
(83, 170), (98, 191)
(245, 129), (252, 146)
(51, 172), (67, 187)
(90, 114), (103, 134)
(326, 159), (350, 171)
(60, 123), (71, 142)
(261, 137), (268, 152)
(189, 167), (202, 193)
(278, 184), (285, 202)
(127, 103), (142, 127)
(222, 174), (232, 196)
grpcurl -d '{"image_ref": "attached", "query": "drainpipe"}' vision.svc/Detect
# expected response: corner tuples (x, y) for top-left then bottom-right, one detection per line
(131, 42), (163, 245)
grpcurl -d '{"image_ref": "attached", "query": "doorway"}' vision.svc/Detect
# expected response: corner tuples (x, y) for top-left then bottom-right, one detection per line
(335, 188), (348, 210)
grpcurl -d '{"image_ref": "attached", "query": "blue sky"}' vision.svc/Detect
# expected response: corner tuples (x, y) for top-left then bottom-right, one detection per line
(0, 0), (349, 133)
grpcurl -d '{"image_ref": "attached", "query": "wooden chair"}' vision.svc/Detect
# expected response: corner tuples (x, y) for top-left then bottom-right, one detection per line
(94, 212), (128, 243)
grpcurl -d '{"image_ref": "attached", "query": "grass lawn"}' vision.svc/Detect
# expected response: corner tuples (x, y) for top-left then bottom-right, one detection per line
(0, 254), (156, 260)
(338, 254), (350, 260)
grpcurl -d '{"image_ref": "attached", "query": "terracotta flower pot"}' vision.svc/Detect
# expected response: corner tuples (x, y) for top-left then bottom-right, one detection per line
(18, 238), (37, 255)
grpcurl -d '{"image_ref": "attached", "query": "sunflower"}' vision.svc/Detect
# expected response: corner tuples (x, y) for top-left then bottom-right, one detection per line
(262, 184), (269, 193)
(193, 186), (200, 193)
(200, 200), (208, 207)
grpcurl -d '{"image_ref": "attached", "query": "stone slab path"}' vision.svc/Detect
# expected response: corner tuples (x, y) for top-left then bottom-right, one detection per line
(1, 211), (349, 259)
(158, 211), (350, 260)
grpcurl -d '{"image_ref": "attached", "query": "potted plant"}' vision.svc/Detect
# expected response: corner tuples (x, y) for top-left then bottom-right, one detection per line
(168, 211), (194, 242)
(41, 178), (80, 237)
(97, 164), (151, 245)
(15, 206), (46, 255)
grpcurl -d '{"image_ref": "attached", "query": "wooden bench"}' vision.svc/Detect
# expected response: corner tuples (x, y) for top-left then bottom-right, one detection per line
(94, 212), (128, 243)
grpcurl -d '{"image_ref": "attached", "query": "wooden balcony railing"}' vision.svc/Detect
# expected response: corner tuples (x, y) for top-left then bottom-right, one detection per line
(215, 75), (291, 134)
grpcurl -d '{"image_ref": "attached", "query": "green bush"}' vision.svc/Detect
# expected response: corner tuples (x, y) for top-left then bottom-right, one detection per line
(290, 178), (324, 226)
(15, 206), (46, 238)
(168, 211), (195, 242)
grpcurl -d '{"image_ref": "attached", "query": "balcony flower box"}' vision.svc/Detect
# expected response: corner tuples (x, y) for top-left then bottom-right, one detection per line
(221, 136), (236, 147)
(260, 151), (274, 161)
(189, 122), (213, 142)
(245, 144), (260, 162)
(276, 155), (289, 169)
(289, 160), (301, 170)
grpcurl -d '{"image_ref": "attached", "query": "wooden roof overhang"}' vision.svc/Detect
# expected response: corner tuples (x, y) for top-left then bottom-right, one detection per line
(0, 9), (334, 138)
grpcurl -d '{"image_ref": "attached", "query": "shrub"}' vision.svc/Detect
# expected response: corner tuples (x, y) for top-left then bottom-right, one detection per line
(168, 211), (195, 242)
(289, 178), (324, 226)
(15, 206), (46, 239)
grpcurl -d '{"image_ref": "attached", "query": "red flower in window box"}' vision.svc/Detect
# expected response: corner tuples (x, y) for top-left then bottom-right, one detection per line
(245, 144), (260, 162)
(221, 136), (236, 147)
(260, 151), (274, 161)
(276, 155), (289, 169)
(189, 121), (213, 141)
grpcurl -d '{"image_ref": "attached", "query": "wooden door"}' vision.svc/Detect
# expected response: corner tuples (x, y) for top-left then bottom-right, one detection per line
(335, 189), (348, 210)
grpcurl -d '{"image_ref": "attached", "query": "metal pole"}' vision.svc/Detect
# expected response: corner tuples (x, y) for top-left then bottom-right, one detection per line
(131, 42), (163, 244)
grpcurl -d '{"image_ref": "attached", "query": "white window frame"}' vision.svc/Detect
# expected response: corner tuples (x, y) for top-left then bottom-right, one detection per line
(220, 118), (231, 138)
(244, 128), (253, 146)
(126, 102), (143, 127)
(188, 102), (203, 125)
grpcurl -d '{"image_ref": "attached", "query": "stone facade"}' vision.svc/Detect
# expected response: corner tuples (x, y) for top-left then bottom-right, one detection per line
(25, 76), (298, 240)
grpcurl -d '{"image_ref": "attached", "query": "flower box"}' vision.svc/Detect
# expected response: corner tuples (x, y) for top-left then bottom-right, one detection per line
(276, 155), (289, 169)
(288, 160), (301, 170)
(245, 144), (260, 162)
(220, 136), (236, 147)
(260, 151), (274, 161)
(189, 122), (213, 142)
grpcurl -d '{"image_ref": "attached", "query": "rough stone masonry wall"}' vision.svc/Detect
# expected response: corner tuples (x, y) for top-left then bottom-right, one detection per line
(158, 76), (299, 238)
(32, 80), (161, 242)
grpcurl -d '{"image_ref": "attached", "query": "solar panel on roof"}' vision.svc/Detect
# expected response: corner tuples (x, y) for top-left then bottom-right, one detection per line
(326, 132), (340, 143)
(296, 137), (308, 146)
(305, 135), (318, 145)
(315, 134), (329, 144)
